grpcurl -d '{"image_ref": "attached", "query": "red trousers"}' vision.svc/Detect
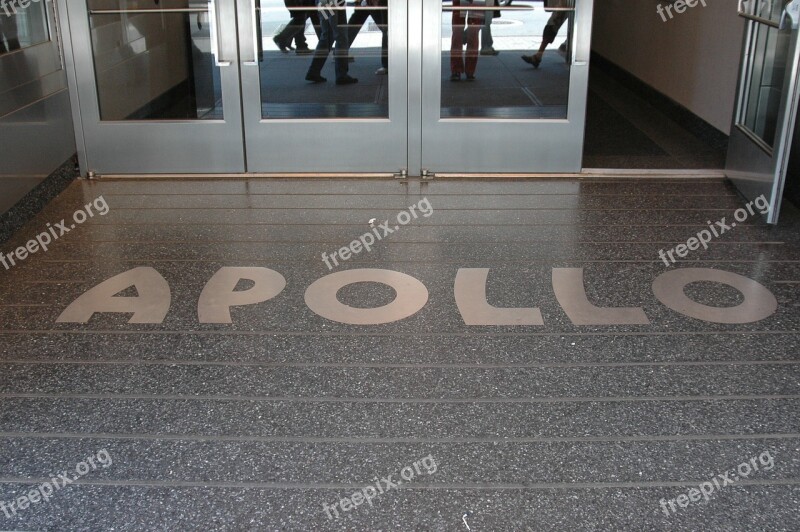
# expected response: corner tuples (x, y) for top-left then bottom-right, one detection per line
(450, 0), (481, 76)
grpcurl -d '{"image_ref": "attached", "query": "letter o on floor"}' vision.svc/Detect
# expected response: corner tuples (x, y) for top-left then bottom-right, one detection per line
(652, 268), (777, 324)
(305, 269), (428, 325)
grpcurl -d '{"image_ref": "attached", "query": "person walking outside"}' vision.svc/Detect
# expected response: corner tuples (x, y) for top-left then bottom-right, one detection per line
(450, 0), (482, 81)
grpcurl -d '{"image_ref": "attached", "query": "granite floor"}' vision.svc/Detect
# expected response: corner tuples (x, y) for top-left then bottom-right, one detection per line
(0, 177), (798, 531)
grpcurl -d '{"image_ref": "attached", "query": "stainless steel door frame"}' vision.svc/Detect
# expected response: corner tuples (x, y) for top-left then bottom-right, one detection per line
(63, 1), (246, 174)
(237, 0), (409, 174)
(726, 0), (800, 224)
(419, 0), (594, 174)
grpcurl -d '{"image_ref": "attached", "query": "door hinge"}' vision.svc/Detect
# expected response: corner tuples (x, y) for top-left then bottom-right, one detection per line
(394, 169), (408, 179)
(421, 169), (435, 180)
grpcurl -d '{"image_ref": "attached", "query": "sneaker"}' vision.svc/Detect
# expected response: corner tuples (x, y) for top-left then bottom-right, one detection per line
(336, 75), (359, 85)
(450, 73), (461, 82)
(521, 54), (541, 69)
(305, 73), (327, 83)
(480, 48), (499, 56)
(558, 42), (567, 53)
(466, 74), (476, 81)
(375, 67), (388, 75)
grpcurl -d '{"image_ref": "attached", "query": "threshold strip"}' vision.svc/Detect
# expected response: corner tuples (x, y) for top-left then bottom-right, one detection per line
(0, 393), (798, 403)
(0, 433), (797, 444)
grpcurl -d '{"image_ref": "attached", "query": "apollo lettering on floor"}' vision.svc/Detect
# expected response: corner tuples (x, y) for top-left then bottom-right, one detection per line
(55, 267), (778, 326)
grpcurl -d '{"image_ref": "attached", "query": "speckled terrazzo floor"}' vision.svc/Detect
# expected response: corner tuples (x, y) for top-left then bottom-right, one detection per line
(0, 177), (798, 531)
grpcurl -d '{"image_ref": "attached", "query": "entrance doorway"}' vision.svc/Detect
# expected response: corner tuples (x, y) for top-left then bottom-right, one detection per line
(63, 0), (594, 175)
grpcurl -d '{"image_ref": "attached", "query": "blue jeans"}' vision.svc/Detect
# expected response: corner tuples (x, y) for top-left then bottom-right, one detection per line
(308, 1), (350, 80)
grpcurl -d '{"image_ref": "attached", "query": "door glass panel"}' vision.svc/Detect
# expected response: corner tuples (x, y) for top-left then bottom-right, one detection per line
(738, 18), (793, 149)
(0, 0), (49, 55)
(257, 0), (389, 119)
(87, 1), (223, 121)
(440, 0), (573, 119)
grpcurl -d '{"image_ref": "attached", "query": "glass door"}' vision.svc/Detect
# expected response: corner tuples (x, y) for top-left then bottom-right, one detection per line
(726, 0), (800, 223)
(418, 0), (593, 174)
(64, 0), (246, 174)
(236, 0), (409, 173)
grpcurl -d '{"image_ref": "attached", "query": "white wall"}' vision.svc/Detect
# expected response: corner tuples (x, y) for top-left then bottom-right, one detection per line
(592, 0), (745, 134)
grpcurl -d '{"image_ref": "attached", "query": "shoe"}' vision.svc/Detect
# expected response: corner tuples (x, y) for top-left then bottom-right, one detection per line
(521, 55), (541, 69)
(273, 36), (293, 53)
(480, 48), (499, 56)
(450, 73), (461, 82)
(305, 73), (327, 83)
(466, 74), (476, 81)
(336, 75), (359, 85)
(559, 42), (567, 53)
(375, 67), (388, 75)
(296, 47), (313, 55)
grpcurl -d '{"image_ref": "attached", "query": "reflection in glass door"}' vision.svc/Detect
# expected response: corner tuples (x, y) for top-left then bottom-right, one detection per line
(726, 0), (800, 223)
(419, 0), (593, 174)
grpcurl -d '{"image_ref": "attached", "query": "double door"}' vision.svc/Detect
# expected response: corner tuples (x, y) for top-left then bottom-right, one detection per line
(62, 0), (593, 175)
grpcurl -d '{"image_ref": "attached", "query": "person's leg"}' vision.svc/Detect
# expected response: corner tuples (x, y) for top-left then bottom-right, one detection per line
(333, 8), (356, 82)
(522, 11), (565, 68)
(450, 0), (466, 78)
(292, 7), (312, 51)
(275, 0), (302, 50)
(307, 12), (334, 81)
(537, 12), (567, 60)
(306, 1), (322, 38)
(465, 13), (480, 78)
(481, 4), (495, 53)
(347, 6), (370, 47)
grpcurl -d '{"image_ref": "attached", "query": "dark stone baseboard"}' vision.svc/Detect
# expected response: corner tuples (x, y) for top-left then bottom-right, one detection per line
(0, 155), (79, 246)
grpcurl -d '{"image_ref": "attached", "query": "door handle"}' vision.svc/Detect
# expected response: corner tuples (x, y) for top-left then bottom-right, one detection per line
(244, 0), (262, 66)
(208, 0), (231, 66)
